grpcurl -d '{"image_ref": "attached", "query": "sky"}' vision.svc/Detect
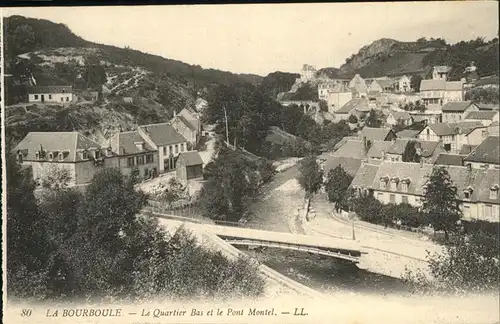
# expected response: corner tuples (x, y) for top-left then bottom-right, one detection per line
(3, 2), (499, 76)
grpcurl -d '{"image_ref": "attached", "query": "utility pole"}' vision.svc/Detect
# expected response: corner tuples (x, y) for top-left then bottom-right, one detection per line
(223, 105), (229, 146)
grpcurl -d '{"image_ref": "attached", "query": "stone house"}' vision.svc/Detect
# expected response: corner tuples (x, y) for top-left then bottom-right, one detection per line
(441, 101), (479, 123)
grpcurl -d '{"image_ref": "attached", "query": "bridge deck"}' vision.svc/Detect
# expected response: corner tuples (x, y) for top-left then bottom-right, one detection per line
(201, 223), (363, 257)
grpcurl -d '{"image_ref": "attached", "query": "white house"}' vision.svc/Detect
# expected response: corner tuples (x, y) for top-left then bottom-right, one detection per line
(300, 64), (316, 82)
(325, 84), (353, 112)
(419, 79), (465, 108)
(28, 85), (74, 104)
(463, 136), (500, 170)
(464, 110), (499, 126)
(398, 75), (412, 92)
(432, 66), (452, 81)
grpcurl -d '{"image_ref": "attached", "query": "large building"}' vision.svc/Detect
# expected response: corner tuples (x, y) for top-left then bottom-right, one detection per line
(463, 136), (500, 170)
(419, 79), (465, 107)
(170, 108), (202, 147)
(351, 160), (500, 222)
(28, 85), (74, 104)
(441, 101), (479, 123)
(13, 132), (110, 186)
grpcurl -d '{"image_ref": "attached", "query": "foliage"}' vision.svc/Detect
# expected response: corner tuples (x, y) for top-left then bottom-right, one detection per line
(365, 109), (382, 128)
(402, 140), (421, 163)
(7, 164), (264, 301)
(259, 71), (300, 98)
(288, 82), (318, 101)
(297, 156), (323, 198)
(404, 229), (499, 294)
(400, 100), (426, 112)
(319, 99), (328, 112)
(421, 167), (462, 241)
(348, 114), (358, 124)
(324, 166), (353, 212)
(40, 164), (73, 189)
(465, 87), (500, 104)
(351, 191), (386, 224)
(410, 75), (423, 92)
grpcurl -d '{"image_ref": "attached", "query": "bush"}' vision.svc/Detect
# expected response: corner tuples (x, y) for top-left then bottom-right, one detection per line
(348, 114), (358, 123)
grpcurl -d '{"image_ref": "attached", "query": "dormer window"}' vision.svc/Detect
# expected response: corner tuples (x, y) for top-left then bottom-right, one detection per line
(95, 150), (101, 159)
(390, 178), (399, 191)
(401, 179), (410, 192)
(48, 152), (54, 161)
(490, 185), (499, 200)
(380, 176), (389, 189)
(134, 141), (145, 151)
(35, 152), (40, 160)
(17, 153), (23, 163)
(463, 186), (474, 200)
(82, 151), (88, 160)
(106, 147), (113, 157)
(58, 152), (64, 161)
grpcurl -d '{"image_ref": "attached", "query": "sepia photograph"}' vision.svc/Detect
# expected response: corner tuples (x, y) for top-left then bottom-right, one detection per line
(1, 2), (499, 324)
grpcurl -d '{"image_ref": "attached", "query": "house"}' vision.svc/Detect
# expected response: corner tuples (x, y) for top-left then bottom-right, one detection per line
(386, 110), (412, 127)
(441, 101), (479, 123)
(358, 127), (397, 142)
(176, 151), (204, 183)
(464, 110), (499, 126)
(349, 74), (368, 98)
(13, 132), (109, 186)
(331, 138), (369, 159)
(138, 123), (188, 173)
(416, 140), (444, 164)
(108, 131), (158, 179)
(300, 64), (316, 82)
(459, 144), (477, 155)
(432, 66), (451, 81)
(408, 110), (442, 124)
(397, 75), (412, 93)
(351, 161), (500, 222)
(488, 121), (499, 136)
(434, 153), (466, 166)
(323, 84), (353, 112)
(418, 121), (488, 153)
(368, 80), (383, 94)
(419, 79), (465, 107)
(366, 140), (393, 161)
(170, 108), (201, 147)
(334, 98), (370, 121)
(28, 85), (74, 104)
(477, 103), (500, 111)
(463, 136), (500, 170)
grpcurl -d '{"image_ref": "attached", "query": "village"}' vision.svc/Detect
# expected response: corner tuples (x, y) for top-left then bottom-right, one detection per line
(3, 6), (500, 322)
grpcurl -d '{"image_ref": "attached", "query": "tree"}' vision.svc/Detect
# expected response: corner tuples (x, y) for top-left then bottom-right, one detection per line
(324, 166), (353, 212)
(402, 140), (421, 163)
(319, 99), (328, 112)
(410, 75), (423, 92)
(348, 114), (358, 124)
(297, 156), (323, 198)
(365, 109), (382, 128)
(421, 167), (462, 241)
(40, 164), (73, 190)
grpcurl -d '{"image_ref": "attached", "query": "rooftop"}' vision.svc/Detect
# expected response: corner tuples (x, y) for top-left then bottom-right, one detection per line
(464, 136), (500, 165)
(323, 156), (363, 178)
(434, 153), (466, 166)
(29, 85), (73, 94)
(109, 131), (156, 155)
(442, 101), (476, 112)
(13, 131), (101, 162)
(359, 127), (395, 141)
(178, 151), (204, 166)
(138, 123), (187, 146)
(465, 110), (498, 120)
(336, 98), (369, 114)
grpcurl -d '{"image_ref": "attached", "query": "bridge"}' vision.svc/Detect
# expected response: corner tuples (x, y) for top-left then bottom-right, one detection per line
(146, 210), (364, 263)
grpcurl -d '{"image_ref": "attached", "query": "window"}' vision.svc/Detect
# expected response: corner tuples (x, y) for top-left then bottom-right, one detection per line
(484, 205), (492, 219)
(48, 153), (53, 160)
(61, 97), (64, 102)
(482, 130), (488, 138)
(389, 194), (396, 203)
(380, 180), (387, 189)
(48, 95), (52, 99)
(180, 143), (184, 152)
(163, 147), (167, 155)
(402, 182), (409, 192)
(59, 153), (64, 161)
(82, 151), (88, 160)
(136, 155), (145, 165)
(127, 157), (135, 167)
(175, 144), (179, 154)
(66, 97), (69, 102)
(34, 94), (39, 100)
(169, 145), (173, 154)
(146, 154), (154, 163)
(17, 154), (23, 163)
(95, 150), (101, 159)
(377, 192), (384, 200)
(489, 187), (499, 200)
(402, 195), (408, 204)
(462, 204), (470, 218)
(444, 143), (451, 152)
(391, 181), (397, 191)
(35, 152), (40, 160)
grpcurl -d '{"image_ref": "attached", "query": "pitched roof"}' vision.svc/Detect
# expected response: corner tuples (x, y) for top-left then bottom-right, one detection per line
(478, 103), (500, 111)
(459, 144), (477, 155)
(417, 140), (442, 158)
(434, 153), (465, 166)
(323, 156), (362, 178)
(138, 123), (187, 146)
(396, 129), (420, 139)
(465, 111), (498, 120)
(359, 127), (394, 141)
(336, 98), (369, 114)
(442, 101), (475, 112)
(367, 140), (393, 158)
(426, 121), (485, 136)
(464, 136), (500, 165)
(475, 169), (500, 204)
(351, 163), (380, 189)
(13, 131), (101, 162)
(332, 139), (367, 159)
(387, 138), (410, 155)
(377, 79), (397, 88)
(445, 81), (464, 91)
(178, 151), (203, 166)
(172, 115), (197, 131)
(420, 79), (446, 91)
(30, 85), (73, 94)
(109, 131), (156, 155)
(177, 108), (200, 131)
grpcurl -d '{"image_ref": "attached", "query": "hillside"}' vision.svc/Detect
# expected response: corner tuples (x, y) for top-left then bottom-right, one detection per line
(322, 37), (499, 79)
(3, 15), (262, 145)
